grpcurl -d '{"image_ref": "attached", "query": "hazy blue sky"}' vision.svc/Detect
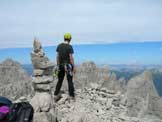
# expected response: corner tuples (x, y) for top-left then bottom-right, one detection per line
(0, 0), (162, 48)
(0, 42), (162, 65)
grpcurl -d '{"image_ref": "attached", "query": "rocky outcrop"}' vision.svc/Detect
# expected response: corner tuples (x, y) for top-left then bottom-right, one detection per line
(74, 61), (122, 92)
(55, 86), (162, 122)
(126, 70), (162, 119)
(0, 59), (33, 100)
(30, 38), (56, 122)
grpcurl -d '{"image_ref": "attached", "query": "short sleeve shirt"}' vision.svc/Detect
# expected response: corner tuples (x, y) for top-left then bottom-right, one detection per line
(56, 43), (74, 64)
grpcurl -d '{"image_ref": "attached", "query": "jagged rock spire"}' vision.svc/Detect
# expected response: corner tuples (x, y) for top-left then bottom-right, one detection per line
(126, 70), (162, 119)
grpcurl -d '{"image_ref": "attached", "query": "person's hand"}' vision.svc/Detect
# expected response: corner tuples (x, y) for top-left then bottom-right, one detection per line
(73, 67), (76, 74)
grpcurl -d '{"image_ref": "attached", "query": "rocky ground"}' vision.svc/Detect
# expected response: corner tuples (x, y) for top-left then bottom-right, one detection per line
(54, 87), (162, 122)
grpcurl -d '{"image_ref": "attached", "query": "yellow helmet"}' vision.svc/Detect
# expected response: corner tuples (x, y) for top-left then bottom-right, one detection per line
(64, 33), (72, 40)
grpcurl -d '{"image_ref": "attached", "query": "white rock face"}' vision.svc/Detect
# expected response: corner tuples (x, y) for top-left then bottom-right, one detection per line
(73, 61), (122, 92)
(126, 70), (162, 119)
(30, 92), (52, 112)
(0, 59), (33, 100)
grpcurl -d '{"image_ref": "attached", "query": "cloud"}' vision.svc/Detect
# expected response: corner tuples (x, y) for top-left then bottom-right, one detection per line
(0, 0), (162, 48)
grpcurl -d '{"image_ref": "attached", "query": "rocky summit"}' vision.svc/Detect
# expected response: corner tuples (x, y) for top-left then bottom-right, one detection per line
(54, 87), (162, 122)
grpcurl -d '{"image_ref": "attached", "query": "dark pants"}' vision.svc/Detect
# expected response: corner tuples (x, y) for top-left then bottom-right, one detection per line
(54, 64), (75, 97)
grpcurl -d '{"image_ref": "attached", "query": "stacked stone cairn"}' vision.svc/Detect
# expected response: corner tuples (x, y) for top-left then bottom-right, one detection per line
(30, 38), (56, 122)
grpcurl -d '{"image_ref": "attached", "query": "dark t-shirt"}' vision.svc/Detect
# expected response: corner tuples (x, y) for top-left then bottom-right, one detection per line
(56, 43), (74, 64)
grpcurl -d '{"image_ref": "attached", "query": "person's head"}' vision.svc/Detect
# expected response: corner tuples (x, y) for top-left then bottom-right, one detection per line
(64, 33), (72, 43)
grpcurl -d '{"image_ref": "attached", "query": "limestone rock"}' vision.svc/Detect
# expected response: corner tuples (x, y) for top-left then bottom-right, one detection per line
(126, 70), (162, 119)
(33, 83), (51, 92)
(33, 76), (53, 84)
(73, 61), (123, 92)
(57, 94), (69, 105)
(33, 69), (44, 76)
(14, 96), (29, 103)
(33, 38), (44, 56)
(101, 72), (120, 91)
(127, 71), (158, 98)
(55, 87), (155, 122)
(30, 92), (52, 112)
(0, 59), (33, 100)
(106, 98), (113, 110)
(34, 112), (57, 122)
(146, 96), (162, 119)
(112, 97), (120, 107)
(31, 39), (54, 70)
(31, 52), (54, 70)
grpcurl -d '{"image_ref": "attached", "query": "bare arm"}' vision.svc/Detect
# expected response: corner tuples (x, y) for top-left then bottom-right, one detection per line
(69, 53), (75, 66)
(69, 54), (75, 73)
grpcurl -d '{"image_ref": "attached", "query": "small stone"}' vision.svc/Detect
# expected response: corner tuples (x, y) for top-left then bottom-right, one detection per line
(96, 97), (107, 105)
(33, 76), (53, 84)
(14, 96), (28, 103)
(106, 98), (113, 110)
(57, 94), (69, 105)
(100, 87), (108, 93)
(34, 83), (51, 92)
(34, 112), (56, 122)
(112, 98), (120, 107)
(90, 83), (100, 89)
(33, 38), (42, 53)
(33, 69), (44, 76)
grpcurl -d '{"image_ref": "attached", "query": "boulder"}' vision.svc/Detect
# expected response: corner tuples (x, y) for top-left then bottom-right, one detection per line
(34, 112), (57, 122)
(32, 76), (53, 84)
(30, 92), (52, 112)
(33, 83), (51, 92)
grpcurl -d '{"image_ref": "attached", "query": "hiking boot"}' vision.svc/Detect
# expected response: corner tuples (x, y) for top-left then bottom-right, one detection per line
(54, 95), (60, 102)
(68, 96), (76, 103)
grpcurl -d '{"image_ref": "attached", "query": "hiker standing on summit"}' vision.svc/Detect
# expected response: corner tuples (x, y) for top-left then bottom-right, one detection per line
(54, 33), (75, 101)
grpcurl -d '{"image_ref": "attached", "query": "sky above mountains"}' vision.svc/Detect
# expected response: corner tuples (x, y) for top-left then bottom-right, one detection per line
(0, 42), (162, 65)
(0, 0), (162, 48)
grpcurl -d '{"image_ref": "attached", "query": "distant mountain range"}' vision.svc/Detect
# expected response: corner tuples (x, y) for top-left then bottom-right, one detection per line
(22, 64), (33, 75)
(22, 64), (162, 96)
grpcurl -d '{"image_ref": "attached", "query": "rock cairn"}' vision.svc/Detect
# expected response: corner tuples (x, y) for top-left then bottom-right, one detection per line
(30, 38), (56, 122)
